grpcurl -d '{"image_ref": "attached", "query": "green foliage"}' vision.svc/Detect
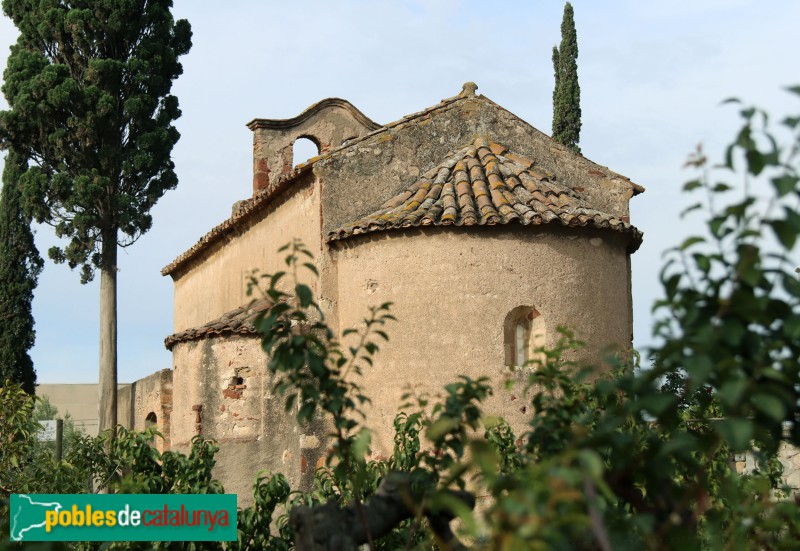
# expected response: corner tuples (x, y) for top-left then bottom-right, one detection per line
(552, 2), (581, 154)
(0, 150), (42, 394)
(0, 0), (192, 281)
(32, 394), (86, 458)
(249, 239), (395, 504)
(4, 87), (800, 549)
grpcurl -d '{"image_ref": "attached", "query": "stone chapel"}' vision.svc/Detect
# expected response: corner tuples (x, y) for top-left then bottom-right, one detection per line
(123, 83), (644, 499)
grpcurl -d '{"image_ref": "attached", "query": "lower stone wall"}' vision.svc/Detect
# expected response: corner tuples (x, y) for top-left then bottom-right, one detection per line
(169, 335), (328, 506)
(735, 441), (800, 494)
(778, 442), (800, 492)
(121, 369), (173, 452)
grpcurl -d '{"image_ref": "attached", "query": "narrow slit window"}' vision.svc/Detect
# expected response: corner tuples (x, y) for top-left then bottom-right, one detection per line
(515, 323), (527, 366)
(504, 306), (544, 367)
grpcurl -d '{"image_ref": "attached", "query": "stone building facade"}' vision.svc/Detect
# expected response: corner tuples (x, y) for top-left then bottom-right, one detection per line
(146, 83), (647, 500)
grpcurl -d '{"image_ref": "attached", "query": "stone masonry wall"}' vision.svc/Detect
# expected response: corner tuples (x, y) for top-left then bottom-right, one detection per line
(170, 335), (328, 505)
(331, 226), (633, 456)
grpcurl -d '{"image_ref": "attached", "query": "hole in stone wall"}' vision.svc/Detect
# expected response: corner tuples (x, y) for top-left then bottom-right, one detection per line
(292, 137), (320, 166)
(230, 376), (244, 386)
(145, 411), (157, 428)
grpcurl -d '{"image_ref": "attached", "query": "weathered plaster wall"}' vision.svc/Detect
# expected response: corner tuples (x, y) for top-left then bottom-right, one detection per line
(778, 443), (800, 492)
(118, 370), (172, 452)
(332, 226), (633, 455)
(317, 96), (636, 242)
(170, 335), (327, 505)
(249, 99), (380, 192)
(171, 179), (322, 333)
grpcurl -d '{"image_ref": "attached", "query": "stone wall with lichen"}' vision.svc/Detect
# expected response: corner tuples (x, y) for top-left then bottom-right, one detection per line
(736, 442), (800, 494)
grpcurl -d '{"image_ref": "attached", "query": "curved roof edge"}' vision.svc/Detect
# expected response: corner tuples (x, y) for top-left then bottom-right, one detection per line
(328, 135), (644, 252)
(164, 298), (271, 350)
(246, 98), (382, 132)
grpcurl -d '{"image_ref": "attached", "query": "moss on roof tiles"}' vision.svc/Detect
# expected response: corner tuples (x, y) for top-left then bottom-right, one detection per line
(328, 136), (642, 249)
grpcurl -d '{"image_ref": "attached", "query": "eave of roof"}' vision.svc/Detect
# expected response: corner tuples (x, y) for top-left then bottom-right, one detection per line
(164, 298), (271, 350)
(161, 164), (315, 277)
(327, 136), (643, 251)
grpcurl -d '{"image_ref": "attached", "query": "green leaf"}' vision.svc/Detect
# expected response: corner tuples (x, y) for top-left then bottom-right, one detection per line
(680, 236), (705, 251)
(783, 115), (800, 129)
(718, 378), (748, 408)
(577, 449), (604, 478)
(683, 180), (702, 192)
(751, 394), (786, 423)
(680, 202), (703, 218)
(637, 394), (675, 417)
(693, 253), (711, 274)
(784, 315), (800, 339)
(295, 284), (313, 308)
(768, 220), (797, 250)
(352, 428), (372, 459)
(298, 401), (316, 423)
(426, 417), (460, 441)
(715, 418), (753, 451)
(772, 175), (799, 197)
(685, 356), (713, 388)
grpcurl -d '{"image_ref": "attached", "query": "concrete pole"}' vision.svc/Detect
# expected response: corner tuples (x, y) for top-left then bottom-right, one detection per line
(55, 419), (64, 461)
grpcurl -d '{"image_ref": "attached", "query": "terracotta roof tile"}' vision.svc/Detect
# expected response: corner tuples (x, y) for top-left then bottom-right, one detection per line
(327, 136), (643, 249)
(164, 298), (271, 350)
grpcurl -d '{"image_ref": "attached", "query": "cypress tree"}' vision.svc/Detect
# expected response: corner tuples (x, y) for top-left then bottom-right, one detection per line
(552, 2), (581, 154)
(0, 151), (43, 395)
(1, 1), (192, 432)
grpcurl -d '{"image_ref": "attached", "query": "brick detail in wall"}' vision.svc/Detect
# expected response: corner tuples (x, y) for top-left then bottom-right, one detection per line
(222, 379), (246, 400)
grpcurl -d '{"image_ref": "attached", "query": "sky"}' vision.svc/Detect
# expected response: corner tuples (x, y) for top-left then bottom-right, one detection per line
(0, 0), (798, 384)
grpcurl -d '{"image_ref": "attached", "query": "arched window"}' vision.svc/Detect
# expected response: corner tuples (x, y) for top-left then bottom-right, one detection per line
(292, 136), (321, 166)
(504, 306), (545, 367)
(145, 411), (157, 429)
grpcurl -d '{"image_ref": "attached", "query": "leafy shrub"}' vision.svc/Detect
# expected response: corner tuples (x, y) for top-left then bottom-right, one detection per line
(2, 87), (800, 550)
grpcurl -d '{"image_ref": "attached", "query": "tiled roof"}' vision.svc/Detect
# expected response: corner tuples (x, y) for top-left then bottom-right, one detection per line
(327, 136), (642, 249)
(164, 298), (271, 350)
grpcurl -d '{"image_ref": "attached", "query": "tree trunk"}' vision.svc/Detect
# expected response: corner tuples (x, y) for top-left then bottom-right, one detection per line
(290, 472), (474, 550)
(98, 229), (117, 436)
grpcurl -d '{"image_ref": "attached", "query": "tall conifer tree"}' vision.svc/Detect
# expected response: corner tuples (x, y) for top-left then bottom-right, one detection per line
(552, 2), (581, 153)
(0, 0), (191, 431)
(0, 150), (42, 394)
